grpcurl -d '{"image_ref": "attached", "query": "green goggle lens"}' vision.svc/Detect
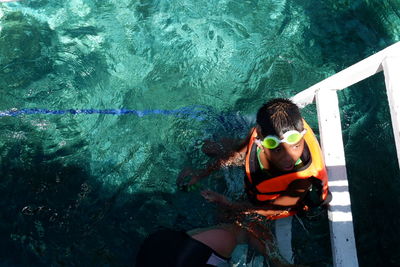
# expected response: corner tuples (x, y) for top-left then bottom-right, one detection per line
(286, 132), (302, 143)
(262, 138), (279, 149)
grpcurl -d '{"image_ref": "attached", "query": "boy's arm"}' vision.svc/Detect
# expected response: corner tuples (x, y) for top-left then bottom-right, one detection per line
(177, 128), (254, 187)
(204, 127), (254, 169)
(200, 189), (296, 221)
(202, 180), (312, 218)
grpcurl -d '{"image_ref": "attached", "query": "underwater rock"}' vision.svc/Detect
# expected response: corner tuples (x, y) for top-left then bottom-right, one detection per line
(0, 10), (54, 89)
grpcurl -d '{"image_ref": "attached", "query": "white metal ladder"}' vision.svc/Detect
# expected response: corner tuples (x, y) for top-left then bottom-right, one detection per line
(288, 41), (400, 267)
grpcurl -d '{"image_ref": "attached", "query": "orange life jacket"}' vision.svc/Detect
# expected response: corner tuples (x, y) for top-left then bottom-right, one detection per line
(244, 120), (329, 219)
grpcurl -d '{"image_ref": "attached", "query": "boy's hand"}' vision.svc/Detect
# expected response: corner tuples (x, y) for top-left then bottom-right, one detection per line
(201, 190), (230, 206)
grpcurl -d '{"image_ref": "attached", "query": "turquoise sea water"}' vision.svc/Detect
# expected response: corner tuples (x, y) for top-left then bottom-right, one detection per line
(1, 0), (400, 266)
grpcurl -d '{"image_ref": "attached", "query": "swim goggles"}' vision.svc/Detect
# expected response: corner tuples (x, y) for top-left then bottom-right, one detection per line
(257, 129), (307, 149)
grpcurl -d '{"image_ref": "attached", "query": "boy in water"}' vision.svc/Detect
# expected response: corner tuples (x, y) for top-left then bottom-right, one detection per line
(178, 98), (330, 221)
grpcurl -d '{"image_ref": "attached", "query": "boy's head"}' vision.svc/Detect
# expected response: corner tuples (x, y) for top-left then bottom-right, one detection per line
(256, 98), (305, 172)
(256, 98), (303, 138)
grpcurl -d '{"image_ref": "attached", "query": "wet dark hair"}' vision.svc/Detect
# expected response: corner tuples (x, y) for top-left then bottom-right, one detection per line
(256, 98), (303, 138)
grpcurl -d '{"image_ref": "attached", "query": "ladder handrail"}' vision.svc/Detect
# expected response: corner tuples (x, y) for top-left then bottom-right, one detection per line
(316, 89), (358, 267)
(290, 41), (400, 267)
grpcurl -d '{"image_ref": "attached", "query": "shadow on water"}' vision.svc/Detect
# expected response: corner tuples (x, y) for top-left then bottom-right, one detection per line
(292, 209), (332, 267)
(298, 1), (398, 71)
(0, 137), (217, 266)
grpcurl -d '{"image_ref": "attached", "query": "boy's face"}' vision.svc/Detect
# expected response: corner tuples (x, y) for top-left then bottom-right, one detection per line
(262, 139), (305, 172)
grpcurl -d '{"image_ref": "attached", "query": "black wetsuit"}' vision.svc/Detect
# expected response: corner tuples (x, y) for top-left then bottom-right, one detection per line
(135, 229), (229, 267)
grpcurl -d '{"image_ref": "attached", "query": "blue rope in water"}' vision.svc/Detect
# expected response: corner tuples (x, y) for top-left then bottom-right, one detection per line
(0, 107), (207, 120)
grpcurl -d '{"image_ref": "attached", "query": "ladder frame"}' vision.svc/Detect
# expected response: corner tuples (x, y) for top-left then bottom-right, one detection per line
(291, 41), (400, 267)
